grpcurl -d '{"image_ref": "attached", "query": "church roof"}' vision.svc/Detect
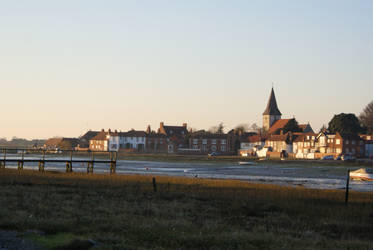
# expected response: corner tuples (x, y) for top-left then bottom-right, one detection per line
(263, 88), (282, 116)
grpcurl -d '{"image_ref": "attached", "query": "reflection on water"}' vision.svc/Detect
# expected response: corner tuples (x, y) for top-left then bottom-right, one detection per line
(3, 158), (373, 192)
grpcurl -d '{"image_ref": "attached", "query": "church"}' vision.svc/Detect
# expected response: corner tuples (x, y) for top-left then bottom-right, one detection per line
(262, 88), (313, 134)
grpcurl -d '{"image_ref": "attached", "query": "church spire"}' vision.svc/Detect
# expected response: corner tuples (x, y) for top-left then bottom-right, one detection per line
(263, 88), (282, 116)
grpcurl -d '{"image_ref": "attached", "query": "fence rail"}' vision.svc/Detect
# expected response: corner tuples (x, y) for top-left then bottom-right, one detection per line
(0, 148), (117, 174)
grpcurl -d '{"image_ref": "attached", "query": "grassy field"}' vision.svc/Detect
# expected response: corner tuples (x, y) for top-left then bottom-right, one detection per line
(1, 169), (373, 249)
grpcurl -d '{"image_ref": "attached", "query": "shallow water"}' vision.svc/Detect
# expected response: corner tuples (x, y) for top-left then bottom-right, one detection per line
(2, 154), (373, 191)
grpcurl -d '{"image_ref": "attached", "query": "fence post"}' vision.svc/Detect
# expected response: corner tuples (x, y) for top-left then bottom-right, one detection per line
(152, 177), (157, 192)
(0, 149), (5, 169)
(345, 169), (350, 204)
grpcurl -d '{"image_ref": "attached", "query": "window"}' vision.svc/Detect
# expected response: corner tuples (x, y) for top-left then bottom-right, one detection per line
(192, 145), (198, 149)
(346, 140), (349, 145)
(211, 139), (217, 144)
(307, 136), (310, 140)
(336, 139), (340, 145)
(211, 145), (217, 151)
(202, 139), (207, 144)
(193, 139), (198, 144)
(221, 139), (226, 144)
(351, 148), (356, 154)
(351, 140), (355, 145)
(368, 136), (371, 140)
(312, 136), (315, 140)
(346, 148), (350, 153)
(360, 140), (363, 145)
(221, 145), (226, 152)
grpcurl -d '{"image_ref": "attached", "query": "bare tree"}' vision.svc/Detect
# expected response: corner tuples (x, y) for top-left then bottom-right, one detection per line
(209, 122), (225, 134)
(360, 100), (373, 133)
(249, 123), (260, 132)
(234, 123), (250, 134)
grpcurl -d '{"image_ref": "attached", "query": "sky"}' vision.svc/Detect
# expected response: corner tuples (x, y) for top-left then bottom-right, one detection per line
(0, 0), (372, 139)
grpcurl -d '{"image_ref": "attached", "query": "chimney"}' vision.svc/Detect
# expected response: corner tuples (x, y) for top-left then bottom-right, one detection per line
(182, 123), (187, 128)
(101, 128), (104, 132)
(160, 122), (164, 128)
(146, 125), (151, 134)
(114, 129), (118, 133)
(108, 129), (111, 133)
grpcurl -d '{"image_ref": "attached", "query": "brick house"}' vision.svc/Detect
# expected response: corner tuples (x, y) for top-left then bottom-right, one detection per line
(145, 132), (168, 153)
(189, 131), (230, 154)
(157, 122), (189, 153)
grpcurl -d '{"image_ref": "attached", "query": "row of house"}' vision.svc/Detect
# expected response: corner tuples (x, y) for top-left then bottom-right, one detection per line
(240, 131), (373, 159)
(43, 88), (373, 158)
(236, 88), (373, 159)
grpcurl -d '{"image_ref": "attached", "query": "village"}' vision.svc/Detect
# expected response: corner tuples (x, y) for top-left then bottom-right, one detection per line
(43, 88), (373, 160)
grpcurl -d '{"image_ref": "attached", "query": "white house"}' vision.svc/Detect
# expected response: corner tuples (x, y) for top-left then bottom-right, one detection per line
(119, 130), (147, 151)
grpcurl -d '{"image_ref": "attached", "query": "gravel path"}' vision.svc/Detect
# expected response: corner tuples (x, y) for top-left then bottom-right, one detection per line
(0, 230), (44, 250)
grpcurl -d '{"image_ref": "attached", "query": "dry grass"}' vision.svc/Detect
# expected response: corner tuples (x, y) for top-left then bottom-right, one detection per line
(1, 168), (373, 249)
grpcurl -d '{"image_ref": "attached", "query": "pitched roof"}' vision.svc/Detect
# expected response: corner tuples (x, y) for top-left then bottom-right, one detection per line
(267, 133), (289, 142)
(298, 124), (314, 133)
(44, 137), (79, 148)
(79, 130), (100, 141)
(268, 119), (291, 134)
(246, 134), (266, 143)
(159, 123), (188, 137)
(91, 130), (118, 141)
(119, 130), (147, 137)
(44, 138), (64, 147)
(263, 88), (282, 116)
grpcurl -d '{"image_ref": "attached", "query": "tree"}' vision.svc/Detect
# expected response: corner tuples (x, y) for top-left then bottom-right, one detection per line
(359, 100), (373, 133)
(234, 124), (249, 135)
(276, 118), (301, 134)
(328, 113), (365, 134)
(249, 123), (260, 132)
(209, 122), (225, 134)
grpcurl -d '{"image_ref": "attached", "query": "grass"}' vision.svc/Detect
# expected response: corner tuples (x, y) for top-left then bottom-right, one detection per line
(1, 168), (373, 249)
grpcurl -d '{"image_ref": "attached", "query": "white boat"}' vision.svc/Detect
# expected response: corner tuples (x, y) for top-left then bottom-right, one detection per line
(350, 168), (373, 181)
(238, 161), (256, 166)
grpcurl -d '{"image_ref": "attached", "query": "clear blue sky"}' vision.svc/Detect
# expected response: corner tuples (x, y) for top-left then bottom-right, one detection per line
(0, 0), (372, 139)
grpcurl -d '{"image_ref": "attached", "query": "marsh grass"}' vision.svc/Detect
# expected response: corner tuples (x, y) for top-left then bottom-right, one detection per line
(1, 169), (373, 249)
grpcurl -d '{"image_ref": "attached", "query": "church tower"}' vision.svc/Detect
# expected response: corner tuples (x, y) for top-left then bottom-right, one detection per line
(262, 88), (282, 131)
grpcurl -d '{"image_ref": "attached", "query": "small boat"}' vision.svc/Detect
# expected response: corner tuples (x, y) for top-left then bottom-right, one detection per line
(238, 161), (256, 165)
(350, 168), (373, 181)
